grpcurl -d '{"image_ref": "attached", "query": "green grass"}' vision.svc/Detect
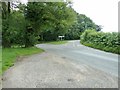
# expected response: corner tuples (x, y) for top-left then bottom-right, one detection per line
(2, 47), (44, 74)
(40, 40), (68, 45)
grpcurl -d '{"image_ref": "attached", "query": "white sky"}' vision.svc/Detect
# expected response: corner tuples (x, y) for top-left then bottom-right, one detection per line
(72, 0), (119, 32)
(20, 0), (119, 32)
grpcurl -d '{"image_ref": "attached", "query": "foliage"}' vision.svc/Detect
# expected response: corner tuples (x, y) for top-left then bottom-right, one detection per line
(65, 14), (102, 40)
(80, 30), (120, 54)
(0, 3), (2, 45)
(2, 2), (101, 47)
(2, 47), (44, 73)
(2, 11), (26, 47)
(25, 2), (77, 41)
(2, 2), (76, 47)
(2, 2), (11, 47)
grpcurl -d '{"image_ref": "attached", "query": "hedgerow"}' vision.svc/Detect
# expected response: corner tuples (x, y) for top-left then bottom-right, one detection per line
(80, 29), (120, 54)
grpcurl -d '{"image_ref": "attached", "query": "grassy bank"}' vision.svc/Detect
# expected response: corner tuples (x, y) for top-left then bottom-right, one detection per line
(40, 40), (68, 45)
(2, 47), (44, 74)
(47, 41), (68, 45)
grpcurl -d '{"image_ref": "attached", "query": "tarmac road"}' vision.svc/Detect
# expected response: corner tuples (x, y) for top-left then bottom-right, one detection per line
(37, 40), (118, 77)
(2, 40), (118, 88)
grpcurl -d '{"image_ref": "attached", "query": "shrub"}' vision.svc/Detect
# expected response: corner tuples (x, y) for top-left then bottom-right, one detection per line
(80, 29), (120, 54)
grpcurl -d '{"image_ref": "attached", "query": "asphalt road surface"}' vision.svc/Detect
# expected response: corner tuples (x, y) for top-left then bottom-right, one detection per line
(37, 40), (118, 77)
(2, 40), (118, 88)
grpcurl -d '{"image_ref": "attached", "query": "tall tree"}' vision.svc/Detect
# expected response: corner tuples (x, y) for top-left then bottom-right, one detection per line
(2, 2), (12, 47)
(2, 2), (26, 47)
(25, 2), (76, 43)
(65, 14), (102, 40)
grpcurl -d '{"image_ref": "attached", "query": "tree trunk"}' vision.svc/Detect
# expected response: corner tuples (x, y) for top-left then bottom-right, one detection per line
(8, 2), (10, 14)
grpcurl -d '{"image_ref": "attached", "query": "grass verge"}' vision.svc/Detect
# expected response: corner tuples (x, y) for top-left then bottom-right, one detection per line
(40, 40), (68, 45)
(2, 47), (44, 74)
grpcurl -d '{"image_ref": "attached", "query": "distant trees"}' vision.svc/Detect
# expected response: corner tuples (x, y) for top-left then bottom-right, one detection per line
(65, 14), (102, 40)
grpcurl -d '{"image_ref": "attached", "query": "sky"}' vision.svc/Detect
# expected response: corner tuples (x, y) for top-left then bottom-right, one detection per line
(72, 0), (119, 32)
(20, 0), (119, 32)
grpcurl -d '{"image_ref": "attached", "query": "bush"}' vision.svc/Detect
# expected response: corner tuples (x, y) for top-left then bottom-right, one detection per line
(80, 29), (120, 54)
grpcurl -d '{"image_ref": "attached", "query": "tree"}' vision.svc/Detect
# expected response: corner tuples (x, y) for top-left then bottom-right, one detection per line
(25, 2), (77, 42)
(2, 1), (77, 47)
(7, 11), (26, 46)
(65, 14), (101, 40)
(2, 2), (12, 47)
(2, 2), (27, 47)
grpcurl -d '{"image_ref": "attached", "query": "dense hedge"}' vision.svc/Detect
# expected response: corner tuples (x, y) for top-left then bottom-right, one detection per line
(80, 30), (120, 54)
